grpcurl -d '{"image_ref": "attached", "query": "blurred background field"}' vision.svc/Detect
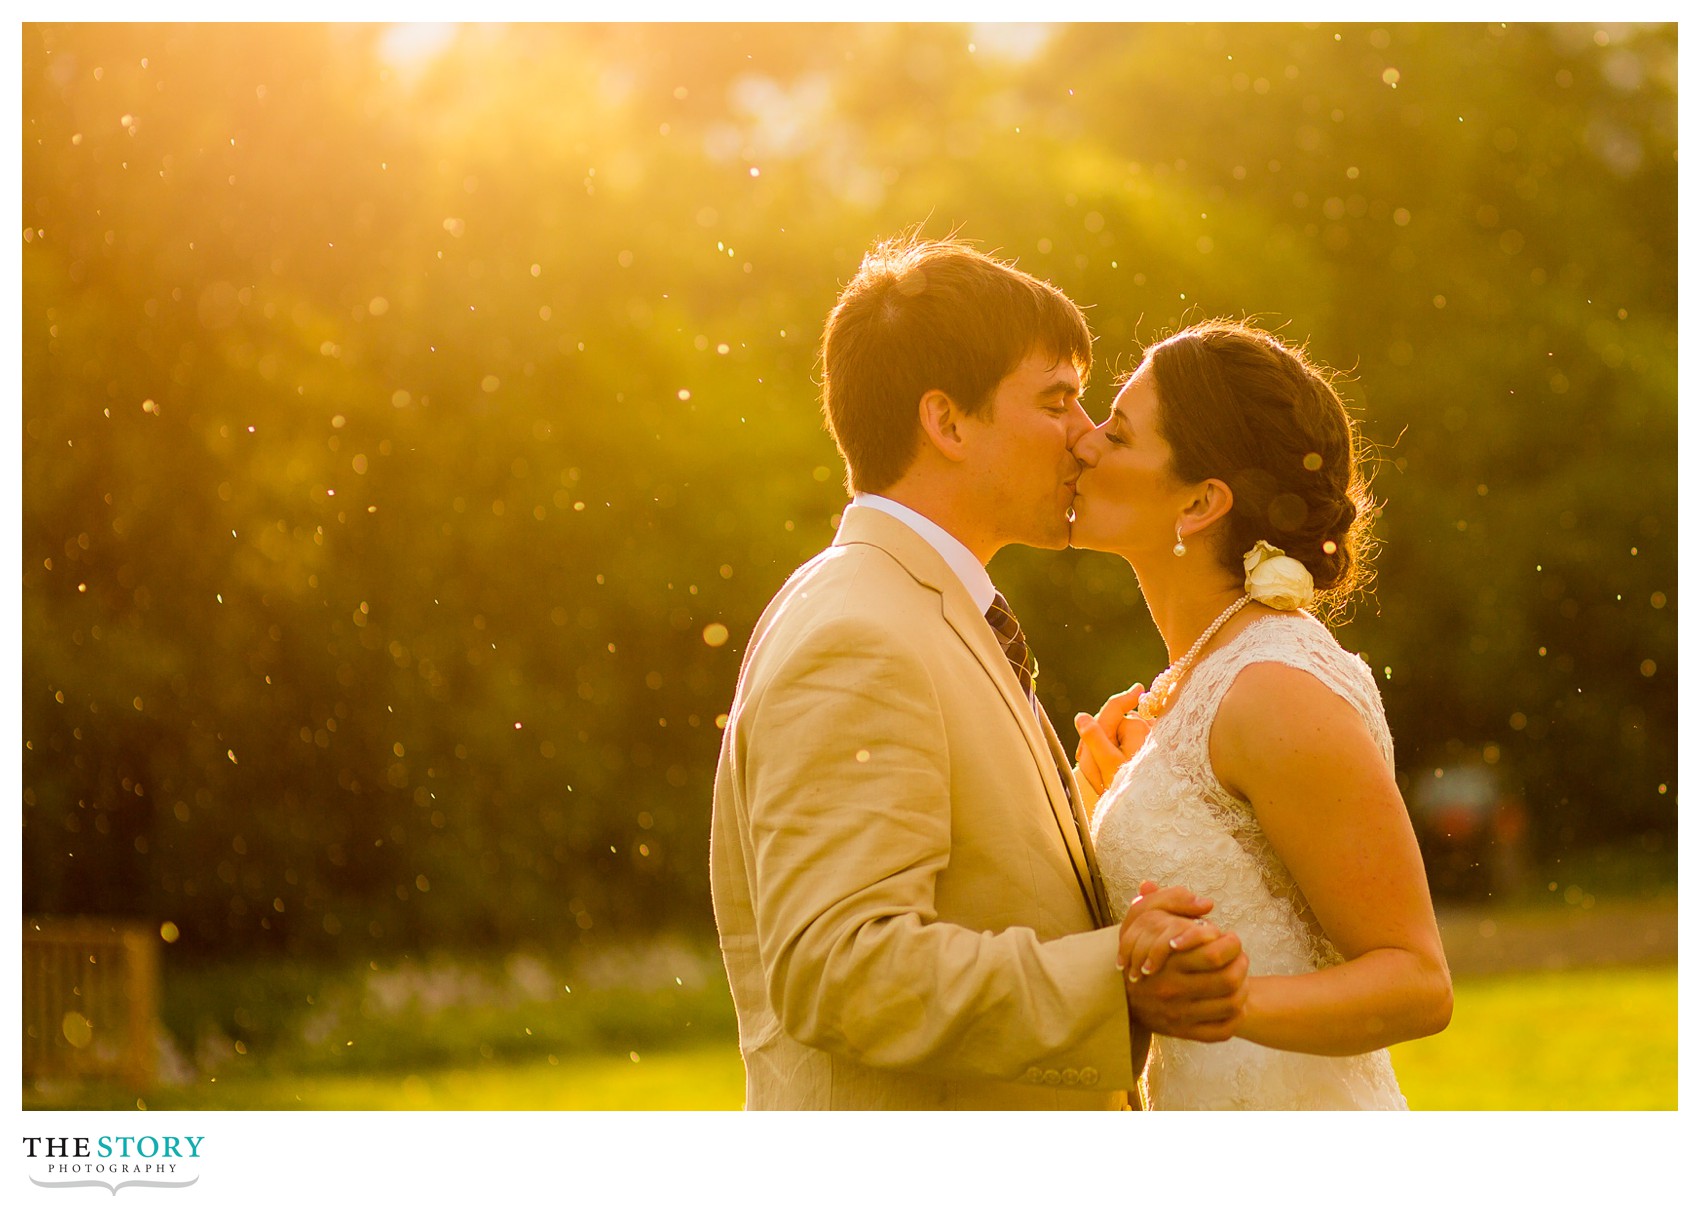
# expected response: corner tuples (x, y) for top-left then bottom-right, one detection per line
(24, 845), (1676, 1111)
(19, 949), (1681, 1112)
(20, 21), (1675, 1111)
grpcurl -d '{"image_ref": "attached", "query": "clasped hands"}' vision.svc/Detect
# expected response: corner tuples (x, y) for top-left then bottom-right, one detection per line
(1117, 880), (1249, 1043)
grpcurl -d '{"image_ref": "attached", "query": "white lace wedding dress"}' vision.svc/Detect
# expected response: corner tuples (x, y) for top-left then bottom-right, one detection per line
(1091, 612), (1409, 1110)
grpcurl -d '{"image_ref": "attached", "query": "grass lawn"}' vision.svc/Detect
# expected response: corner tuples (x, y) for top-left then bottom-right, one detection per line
(1391, 963), (1677, 1110)
(76, 1043), (751, 1111)
(30, 962), (1675, 1111)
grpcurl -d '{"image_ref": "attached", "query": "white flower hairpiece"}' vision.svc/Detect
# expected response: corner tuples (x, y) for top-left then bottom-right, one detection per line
(1243, 540), (1315, 610)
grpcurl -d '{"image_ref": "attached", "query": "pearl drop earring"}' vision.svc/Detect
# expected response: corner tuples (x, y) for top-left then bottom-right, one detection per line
(1173, 525), (1187, 557)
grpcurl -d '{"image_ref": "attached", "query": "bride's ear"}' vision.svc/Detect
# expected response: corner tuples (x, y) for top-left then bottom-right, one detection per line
(917, 388), (970, 463)
(1177, 478), (1234, 540)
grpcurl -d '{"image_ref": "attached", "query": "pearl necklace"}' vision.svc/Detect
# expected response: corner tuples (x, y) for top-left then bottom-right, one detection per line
(1136, 595), (1253, 722)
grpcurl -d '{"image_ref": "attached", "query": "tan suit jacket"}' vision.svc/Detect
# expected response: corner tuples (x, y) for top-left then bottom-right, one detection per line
(710, 507), (1146, 1109)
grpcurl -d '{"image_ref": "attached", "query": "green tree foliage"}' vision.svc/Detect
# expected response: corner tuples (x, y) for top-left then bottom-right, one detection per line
(22, 23), (1675, 958)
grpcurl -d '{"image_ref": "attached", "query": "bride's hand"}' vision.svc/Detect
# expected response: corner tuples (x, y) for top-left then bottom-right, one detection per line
(1117, 881), (1218, 979)
(1073, 684), (1152, 794)
(1120, 912), (1223, 982)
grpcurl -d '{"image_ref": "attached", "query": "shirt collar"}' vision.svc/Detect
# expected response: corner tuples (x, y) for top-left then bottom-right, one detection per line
(848, 493), (997, 615)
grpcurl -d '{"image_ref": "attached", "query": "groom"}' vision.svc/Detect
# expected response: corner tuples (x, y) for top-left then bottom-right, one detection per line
(710, 236), (1248, 1109)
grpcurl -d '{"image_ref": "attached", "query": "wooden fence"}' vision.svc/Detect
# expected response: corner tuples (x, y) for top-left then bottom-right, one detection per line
(22, 917), (159, 1090)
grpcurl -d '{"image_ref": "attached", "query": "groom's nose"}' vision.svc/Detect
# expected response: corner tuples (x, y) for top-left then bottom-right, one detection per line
(1064, 398), (1093, 445)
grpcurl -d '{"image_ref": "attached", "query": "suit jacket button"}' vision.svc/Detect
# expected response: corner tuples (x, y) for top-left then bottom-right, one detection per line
(1062, 1068), (1079, 1085)
(1080, 1067), (1099, 1084)
(1025, 1067), (1043, 1083)
(1043, 1069), (1061, 1085)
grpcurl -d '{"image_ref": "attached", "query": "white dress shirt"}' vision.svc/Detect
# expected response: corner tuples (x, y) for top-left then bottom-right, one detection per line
(847, 494), (995, 612)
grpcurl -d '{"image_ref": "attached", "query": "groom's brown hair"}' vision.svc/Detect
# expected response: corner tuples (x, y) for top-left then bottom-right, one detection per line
(820, 234), (1092, 493)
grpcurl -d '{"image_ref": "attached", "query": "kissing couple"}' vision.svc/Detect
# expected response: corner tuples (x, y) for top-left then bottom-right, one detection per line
(710, 235), (1453, 1110)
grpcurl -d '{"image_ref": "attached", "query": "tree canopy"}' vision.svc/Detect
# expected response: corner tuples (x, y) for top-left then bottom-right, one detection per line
(22, 22), (1675, 958)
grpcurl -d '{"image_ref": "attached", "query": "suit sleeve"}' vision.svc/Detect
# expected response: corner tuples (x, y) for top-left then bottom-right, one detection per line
(738, 613), (1137, 1089)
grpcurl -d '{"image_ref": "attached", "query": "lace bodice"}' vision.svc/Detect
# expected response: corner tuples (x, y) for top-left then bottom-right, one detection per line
(1091, 612), (1408, 1110)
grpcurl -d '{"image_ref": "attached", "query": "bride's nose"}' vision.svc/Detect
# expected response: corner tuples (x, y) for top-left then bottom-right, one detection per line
(1073, 424), (1106, 467)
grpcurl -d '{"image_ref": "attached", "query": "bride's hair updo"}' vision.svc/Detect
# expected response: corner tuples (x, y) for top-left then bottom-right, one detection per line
(1147, 319), (1376, 617)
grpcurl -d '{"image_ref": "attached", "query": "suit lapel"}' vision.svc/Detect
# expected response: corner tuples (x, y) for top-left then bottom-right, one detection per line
(833, 509), (1106, 925)
(1036, 708), (1118, 927)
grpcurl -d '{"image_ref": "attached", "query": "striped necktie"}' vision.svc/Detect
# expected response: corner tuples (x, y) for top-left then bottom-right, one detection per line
(985, 592), (1038, 698)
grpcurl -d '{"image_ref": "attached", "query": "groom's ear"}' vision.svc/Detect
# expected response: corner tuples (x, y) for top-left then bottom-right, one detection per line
(916, 388), (971, 463)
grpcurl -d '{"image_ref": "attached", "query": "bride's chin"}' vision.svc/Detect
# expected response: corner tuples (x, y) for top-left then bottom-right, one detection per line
(1067, 518), (1105, 552)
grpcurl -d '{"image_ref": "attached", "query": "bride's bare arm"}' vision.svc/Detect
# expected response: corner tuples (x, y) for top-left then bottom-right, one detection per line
(1210, 662), (1452, 1057)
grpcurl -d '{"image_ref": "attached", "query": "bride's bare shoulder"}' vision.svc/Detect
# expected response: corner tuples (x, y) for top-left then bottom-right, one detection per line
(1216, 657), (1361, 731)
(1210, 657), (1383, 799)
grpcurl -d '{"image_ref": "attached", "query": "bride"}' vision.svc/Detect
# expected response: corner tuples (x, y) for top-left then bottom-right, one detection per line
(1068, 319), (1452, 1110)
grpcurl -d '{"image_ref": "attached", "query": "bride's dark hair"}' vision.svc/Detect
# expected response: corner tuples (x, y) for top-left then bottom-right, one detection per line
(1146, 319), (1377, 621)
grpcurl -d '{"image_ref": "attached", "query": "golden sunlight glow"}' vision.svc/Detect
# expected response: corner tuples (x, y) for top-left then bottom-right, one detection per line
(377, 22), (459, 71)
(968, 22), (1055, 63)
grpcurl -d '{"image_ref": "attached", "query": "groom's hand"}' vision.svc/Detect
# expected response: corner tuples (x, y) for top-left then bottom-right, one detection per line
(1122, 924), (1249, 1043)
